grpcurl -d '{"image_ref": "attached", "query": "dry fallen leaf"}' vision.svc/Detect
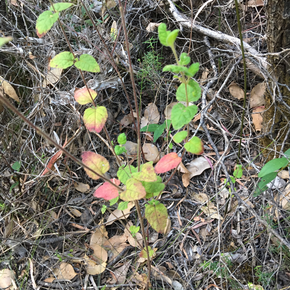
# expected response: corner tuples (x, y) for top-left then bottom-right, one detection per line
(146, 22), (160, 32)
(123, 141), (138, 156)
(144, 103), (160, 124)
(84, 255), (107, 275)
(186, 157), (211, 179)
(278, 170), (289, 179)
(0, 76), (20, 102)
(250, 82), (265, 108)
(91, 244), (108, 264)
(120, 114), (134, 128)
(245, 0), (264, 7)
(54, 262), (77, 280)
(43, 67), (63, 87)
(109, 261), (132, 284)
(200, 68), (209, 85)
(74, 182), (90, 193)
(143, 143), (160, 163)
(124, 222), (143, 249)
(164, 102), (178, 120)
(201, 204), (223, 220)
(229, 82), (244, 100)
(252, 106), (264, 131)
(0, 269), (16, 290)
(106, 202), (134, 225)
(90, 226), (109, 246)
(192, 192), (210, 203)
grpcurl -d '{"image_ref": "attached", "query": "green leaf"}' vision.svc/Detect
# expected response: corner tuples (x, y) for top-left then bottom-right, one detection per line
(163, 65), (189, 74)
(179, 53), (190, 65)
(158, 23), (170, 46)
(166, 29), (179, 47)
(187, 62), (200, 77)
(140, 122), (169, 142)
(129, 225), (140, 236)
(0, 37), (12, 47)
(109, 196), (119, 206)
(140, 245), (155, 259)
(140, 124), (159, 132)
(132, 162), (157, 182)
(184, 136), (204, 155)
(50, 51), (75, 69)
(142, 177), (165, 198)
(173, 131), (188, 143)
(49, 2), (73, 12)
(117, 165), (137, 184)
(115, 145), (127, 155)
(258, 157), (288, 178)
(284, 148), (290, 159)
(171, 103), (198, 130)
(36, 10), (59, 38)
(120, 178), (146, 201)
(74, 54), (100, 72)
(145, 201), (168, 233)
(83, 106), (107, 133)
(12, 161), (21, 171)
(233, 164), (243, 179)
(254, 172), (277, 197)
(118, 201), (129, 211)
(118, 133), (127, 145)
(176, 80), (201, 102)
(101, 205), (107, 214)
(153, 123), (166, 142)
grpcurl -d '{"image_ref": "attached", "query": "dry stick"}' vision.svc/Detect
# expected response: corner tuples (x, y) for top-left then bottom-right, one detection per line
(166, 0), (267, 69)
(118, 3), (151, 287)
(0, 95), (122, 191)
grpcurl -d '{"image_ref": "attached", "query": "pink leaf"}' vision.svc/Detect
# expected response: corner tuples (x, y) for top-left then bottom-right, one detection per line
(74, 88), (97, 105)
(83, 106), (108, 133)
(82, 151), (110, 180)
(94, 178), (120, 200)
(154, 152), (181, 174)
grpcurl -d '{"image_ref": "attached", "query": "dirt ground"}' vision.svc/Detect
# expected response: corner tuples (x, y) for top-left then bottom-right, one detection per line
(1, 0), (290, 289)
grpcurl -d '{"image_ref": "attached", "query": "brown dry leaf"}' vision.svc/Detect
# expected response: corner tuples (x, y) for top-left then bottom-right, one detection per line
(192, 192), (210, 203)
(274, 184), (290, 218)
(199, 226), (211, 240)
(123, 141), (138, 156)
(182, 173), (190, 187)
(109, 261), (132, 284)
(4, 219), (14, 238)
(252, 107), (264, 131)
(44, 277), (55, 283)
(102, 0), (117, 16)
(186, 157), (211, 179)
(140, 116), (149, 129)
(143, 143), (160, 163)
(246, 0), (264, 7)
(0, 76), (19, 102)
(201, 204), (223, 220)
(120, 114), (134, 128)
(164, 102), (178, 119)
(250, 82), (265, 108)
(131, 272), (149, 289)
(278, 170), (289, 179)
(200, 68), (209, 85)
(144, 103), (160, 124)
(151, 265), (172, 285)
(69, 208), (82, 217)
(103, 234), (128, 250)
(229, 82), (244, 100)
(146, 22), (160, 32)
(43, 67), (63, 87)
(177, 162), (190, 174)
(85, 257), (107, 275)
(106, 202), (134, 225)
(0, 269), (16, 290)
(90, 225), (109, 246)
(74, 182), (90, 193)
(10, 0), (19, 6)
(124, 222), (143, 249)
(91, 244), (108, 264)
(54, 262), (77, 280)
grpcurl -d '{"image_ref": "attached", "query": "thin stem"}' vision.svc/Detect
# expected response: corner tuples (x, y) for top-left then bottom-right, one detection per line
(234, 0), (247, 160)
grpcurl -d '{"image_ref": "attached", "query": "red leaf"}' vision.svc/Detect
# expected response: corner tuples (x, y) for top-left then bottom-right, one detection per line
(94, 178), (120, 200)
(41, 138), (68, 176)
(154, 152), (181, 174)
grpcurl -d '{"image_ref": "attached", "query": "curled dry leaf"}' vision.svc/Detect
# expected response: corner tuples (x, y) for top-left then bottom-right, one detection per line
(146, 22), (160, 32)
(0, 76), (20, 102)
(228, 82), (244, 100)
(250, 82), (265, 108)
(106, 201), (134, 225)
(144, 103), (160, 124)
(143, 143), (160, 163)
(54, 262), (77, 280)
(252, 106), (264, 131)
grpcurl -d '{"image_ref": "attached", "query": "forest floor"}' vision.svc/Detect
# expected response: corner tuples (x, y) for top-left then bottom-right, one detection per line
(1, 0), (290, 289)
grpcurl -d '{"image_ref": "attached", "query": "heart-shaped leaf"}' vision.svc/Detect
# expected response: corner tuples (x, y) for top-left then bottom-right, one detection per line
(171, 103), (198, 130)
(145, 201), (168, 233)
(179, 53), (191, 65)
(154, 152), (181, 174)
(83, 106), (107, 133)
(36, 10), (59, 38)
(74, 54), (100, 73)
(132, 162), (157, 182)
(117, 165), (137, 184)
(187, 62), (199, 77)
(184, 137), (204, 155)
(74, 88), (97, 105)
(173, 131), (188, 143)
(94, 178), (120, 200)
(176, 80), (201, 102)
(49, 3), (73, 12)
(158, 23), (171, 46)
(82, 151), (110, 180)
(120, 178), (146, 201)
(50, 51), (75, 69)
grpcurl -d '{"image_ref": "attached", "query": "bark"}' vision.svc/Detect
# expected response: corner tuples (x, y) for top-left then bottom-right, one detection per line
(261, 0), (290, 157)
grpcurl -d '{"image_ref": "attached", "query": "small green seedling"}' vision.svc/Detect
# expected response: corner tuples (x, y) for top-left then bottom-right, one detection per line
(225, 164), (243, 192)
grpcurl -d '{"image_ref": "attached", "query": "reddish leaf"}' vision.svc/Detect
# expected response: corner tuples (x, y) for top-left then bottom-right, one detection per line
(41, 138), (67, 176)
(82, 151), (110, 180)
(83, 106), (107, 133)
(120, 178), (146, 201)
(145, 202), (168, 233)
(74, 88), (97, 105)
(132, 162), (157, 182)
(154, 152), (181, 174)
(94, 178), (120, 200)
